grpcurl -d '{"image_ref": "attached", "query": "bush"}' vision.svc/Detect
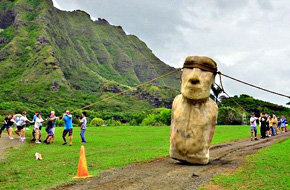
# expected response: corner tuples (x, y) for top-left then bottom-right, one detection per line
(141, 114), (157, 126)
(90, 118), (105, 126)
(0, 115), (4, 122)
(158, 109), (171, 125)
(141, 108), (171, 126)
(218, 107), (244, 125)
(55, 118), (64, 127)
(105, 119), (122, 126)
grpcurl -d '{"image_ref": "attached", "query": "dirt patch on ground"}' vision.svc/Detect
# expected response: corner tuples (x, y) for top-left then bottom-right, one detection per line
(60, 133), (289, 190)
(0, 134), (23, 161)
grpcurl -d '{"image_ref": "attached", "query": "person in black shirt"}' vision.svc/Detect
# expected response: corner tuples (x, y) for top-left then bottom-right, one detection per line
(259, 113), (267, 139)
(0, 115), (15, 139)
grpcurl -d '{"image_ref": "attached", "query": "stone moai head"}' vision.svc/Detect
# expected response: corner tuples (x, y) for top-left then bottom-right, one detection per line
(180, 56), (217, 100)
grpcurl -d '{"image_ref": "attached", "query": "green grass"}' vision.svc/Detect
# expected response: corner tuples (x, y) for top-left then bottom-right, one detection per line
(207, 138), (290, 190)
(0, 125), (252, 189)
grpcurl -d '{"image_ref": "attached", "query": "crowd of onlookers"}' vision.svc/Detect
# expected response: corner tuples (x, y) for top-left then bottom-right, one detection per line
(0, 110), (87, 146)
(249, 113), (288, 141)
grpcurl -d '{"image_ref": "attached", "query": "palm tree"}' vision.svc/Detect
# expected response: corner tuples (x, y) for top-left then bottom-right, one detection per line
(211, 85), (224, 105)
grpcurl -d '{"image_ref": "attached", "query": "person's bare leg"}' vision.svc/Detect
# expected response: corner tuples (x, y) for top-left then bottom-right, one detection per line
(69, 135), (73, 145)
(250, 132), (253, 140)
(15, 129), (20, 136)
(21, 129), (25, 139)
(8, 128), (13, 138)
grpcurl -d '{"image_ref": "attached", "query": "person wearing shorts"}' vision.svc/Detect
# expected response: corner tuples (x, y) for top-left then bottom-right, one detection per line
(250, 113), (258, 141)
(0, 115), (15, 139)
(50, 111), (57, 143)
(15, 112), (30, 142)
(44, 112), (56, 144)
(62, 110), (73, 146)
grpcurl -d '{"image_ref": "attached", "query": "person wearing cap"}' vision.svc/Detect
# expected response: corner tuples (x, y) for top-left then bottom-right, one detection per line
(170, 56), (218, 164)
(62, 110), (73, 146)
(250, 113), (259, 141)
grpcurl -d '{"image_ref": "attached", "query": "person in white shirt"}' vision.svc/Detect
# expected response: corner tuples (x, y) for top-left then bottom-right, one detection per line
(79, 112), (87, 143)
(15, 112), (31, 142)
(34, 113), (44, 144)
(250, 113), (259, 141)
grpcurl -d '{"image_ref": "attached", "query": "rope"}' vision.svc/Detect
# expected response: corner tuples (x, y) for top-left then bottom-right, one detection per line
(71, 68), (182, 113)
(70, 67), (288, 114)
(215, 82), (247, 113)
(217, 72), (290, 99)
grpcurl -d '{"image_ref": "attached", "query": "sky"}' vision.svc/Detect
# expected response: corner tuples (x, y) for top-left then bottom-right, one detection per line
(52, 0), (290, 106)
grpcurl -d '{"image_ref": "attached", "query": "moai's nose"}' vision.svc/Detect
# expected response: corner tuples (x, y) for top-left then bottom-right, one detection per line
(188, 68), (201, 85)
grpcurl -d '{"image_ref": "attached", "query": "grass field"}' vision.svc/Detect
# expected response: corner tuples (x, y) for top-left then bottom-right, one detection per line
(0, 125), (252, 189)
(206, 138), (290, 190)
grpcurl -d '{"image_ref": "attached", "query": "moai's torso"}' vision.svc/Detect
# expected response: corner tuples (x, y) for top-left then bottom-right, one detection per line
(170, 94), (218, 164)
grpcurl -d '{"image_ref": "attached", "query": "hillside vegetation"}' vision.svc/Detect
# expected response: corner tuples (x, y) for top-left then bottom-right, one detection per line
(0, 0), (179, 116)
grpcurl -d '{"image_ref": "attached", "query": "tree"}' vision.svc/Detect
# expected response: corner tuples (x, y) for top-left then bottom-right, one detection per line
(211, 85), (224, 105)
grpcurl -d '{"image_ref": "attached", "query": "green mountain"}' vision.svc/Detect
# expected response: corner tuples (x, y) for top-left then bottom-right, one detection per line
(0, 0), (179, 116)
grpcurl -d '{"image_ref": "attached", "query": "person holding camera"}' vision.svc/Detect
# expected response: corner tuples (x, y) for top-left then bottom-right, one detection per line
(79, 112), (87, 143)
(62, 110), (73, 146)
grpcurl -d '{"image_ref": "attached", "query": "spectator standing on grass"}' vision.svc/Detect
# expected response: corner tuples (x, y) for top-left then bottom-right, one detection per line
(272, 115), (279, 135)
(34, 113), (44, 144)
(285, 118), (288, 132)
(79, 112), (87, 143)
(265, 114), (270, 137)
(277, 117), (281, 132)
(62, 110), (73, 146)
(281, 116), (286, 133)
(269, 115), (275, 136)
(259, 113), (267, 139)
(250, 113), (258, 141)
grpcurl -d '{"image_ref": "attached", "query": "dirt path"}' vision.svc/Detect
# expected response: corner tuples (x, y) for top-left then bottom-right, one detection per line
(62, 133), (289, 190)
(0, 133), (23, 161)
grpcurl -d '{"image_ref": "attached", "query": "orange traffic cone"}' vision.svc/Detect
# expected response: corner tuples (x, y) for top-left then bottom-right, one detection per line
(73, 145), (92, 179)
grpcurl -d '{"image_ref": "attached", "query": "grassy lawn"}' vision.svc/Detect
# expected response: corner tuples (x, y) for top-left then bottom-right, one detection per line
(0, 125), (251, 189)
(205, 138), (290, 190)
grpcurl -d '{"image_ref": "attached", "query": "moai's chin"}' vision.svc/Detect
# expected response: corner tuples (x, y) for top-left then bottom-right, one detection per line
(181, 90), (210, 102)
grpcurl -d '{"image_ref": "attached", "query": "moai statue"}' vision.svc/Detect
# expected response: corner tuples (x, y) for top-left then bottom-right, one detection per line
(170, 56), (218, 164)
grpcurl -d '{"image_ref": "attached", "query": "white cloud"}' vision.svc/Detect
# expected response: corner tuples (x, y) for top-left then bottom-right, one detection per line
(53, 0), (290, 106)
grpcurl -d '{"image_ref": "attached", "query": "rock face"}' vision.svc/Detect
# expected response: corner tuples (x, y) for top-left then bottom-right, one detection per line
(170, 56), (218, 164)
